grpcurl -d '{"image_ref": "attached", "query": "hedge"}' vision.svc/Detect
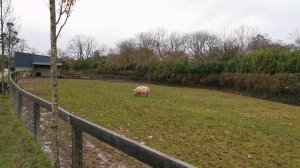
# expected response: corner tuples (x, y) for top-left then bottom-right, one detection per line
(150, 72), (300, 105)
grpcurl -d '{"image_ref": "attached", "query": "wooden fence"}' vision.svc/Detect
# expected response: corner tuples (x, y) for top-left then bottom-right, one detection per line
(10, 71), (195, 168)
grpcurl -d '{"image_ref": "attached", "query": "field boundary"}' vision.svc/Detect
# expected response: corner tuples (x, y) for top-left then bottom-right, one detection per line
(10, 71), (195, 168)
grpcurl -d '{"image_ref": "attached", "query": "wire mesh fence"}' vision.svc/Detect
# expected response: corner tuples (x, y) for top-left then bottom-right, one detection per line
(10, 71), (195, 168)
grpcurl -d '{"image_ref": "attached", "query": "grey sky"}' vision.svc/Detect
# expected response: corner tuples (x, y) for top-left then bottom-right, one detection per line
(14, 0), (300, 54)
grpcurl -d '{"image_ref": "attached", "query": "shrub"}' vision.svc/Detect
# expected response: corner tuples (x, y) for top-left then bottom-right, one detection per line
(225, 48), (300, 74)
(190, 62), (225, 76)
(198, 73), (300, 104)
(124, 63), (137, 70)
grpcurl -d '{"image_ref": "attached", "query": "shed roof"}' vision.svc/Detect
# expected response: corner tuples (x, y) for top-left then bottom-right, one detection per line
(14, 52), (62, 68)
(33, 62), (63, 66)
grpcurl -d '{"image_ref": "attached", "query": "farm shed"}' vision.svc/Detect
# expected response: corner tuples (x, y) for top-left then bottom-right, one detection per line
(14, 52), (62, 77)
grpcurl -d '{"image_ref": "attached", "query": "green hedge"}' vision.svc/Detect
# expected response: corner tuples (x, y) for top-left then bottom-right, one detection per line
(70, 48), (300, 76)
(150, 72), (300, 105)
(201, 73), (300, 104)
(226, 49), (300, 74)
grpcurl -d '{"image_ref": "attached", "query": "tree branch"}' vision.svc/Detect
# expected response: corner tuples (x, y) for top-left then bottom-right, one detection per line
(56, 4), (71, 39)
(55, 1), (64, 25)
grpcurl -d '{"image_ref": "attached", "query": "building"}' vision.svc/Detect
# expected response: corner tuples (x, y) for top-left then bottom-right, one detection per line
(14, 52), (62, 77)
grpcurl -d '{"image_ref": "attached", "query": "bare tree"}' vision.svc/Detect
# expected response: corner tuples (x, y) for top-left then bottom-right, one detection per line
(289, 29), (300, 50)
(116, 38), (137, 63)
(67, 35), (85, 59)
(47, 48), (67, 58)
(232, 25), (258, 54)
(166, 32), (187, 55)
(67, 35), (99, 60)
(84, 36), (98, 58)
(14, 39), (30, 52)
(185, 31), (226, 61)
(94, 44), (108, 57)
(221, 33), (239, 61)
(136, 29), (183, 59)
(49, 0), (76, 167)
(0, 0), (16, 96)
(206, 33), (223, 60)
(186, 31), (211, 60)
(150, 28), (169, 59)
(117, 38), (136, 53)
(136, 32), (155, 50)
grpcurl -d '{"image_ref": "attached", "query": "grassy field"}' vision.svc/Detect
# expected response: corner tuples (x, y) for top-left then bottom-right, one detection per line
(0, 97), (51, 168)
(19, 78), (300, 167)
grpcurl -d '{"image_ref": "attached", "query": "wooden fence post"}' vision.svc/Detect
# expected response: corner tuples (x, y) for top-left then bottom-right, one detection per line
(34, 102), (40, 141)
(17, 93), (23, 118)
(72, 126), (83, 168)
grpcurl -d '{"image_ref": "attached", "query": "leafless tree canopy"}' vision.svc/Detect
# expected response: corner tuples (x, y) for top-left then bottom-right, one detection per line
(62, 25), (299, 64)
(115, 26), (259, 62)
(136, 32), (155, 50)
(150, 28), (169, 59)
(67, 35), (99, 60)
(290, 29), (300, 49)
(167, 32), (187, 55)
(232, 25), (258, 54)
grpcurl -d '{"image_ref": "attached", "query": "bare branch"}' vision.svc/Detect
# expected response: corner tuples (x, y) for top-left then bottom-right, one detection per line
(55, 1), (64, 25)
(56, 3), (71, 38)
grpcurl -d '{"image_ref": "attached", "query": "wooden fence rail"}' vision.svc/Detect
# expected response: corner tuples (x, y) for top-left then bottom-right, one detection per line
(10, 71), (196, 168)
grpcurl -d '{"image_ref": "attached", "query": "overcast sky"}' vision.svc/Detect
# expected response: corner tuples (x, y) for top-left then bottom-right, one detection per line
(14, 0), (300, 54)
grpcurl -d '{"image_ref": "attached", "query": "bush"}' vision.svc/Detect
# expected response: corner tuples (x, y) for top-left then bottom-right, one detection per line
(225, 49), (300, 74)
(190, 62), (225, 76)
(198, 73), (300, 104)
(73, 60), (92, 71)
(149, 72), (300, 104)
(124, 63), (137, 70)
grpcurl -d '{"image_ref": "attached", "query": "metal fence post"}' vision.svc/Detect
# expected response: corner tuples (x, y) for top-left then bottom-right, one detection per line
(17, 92), (23, 118)
(34, 102), (40, 141)
(72, 125), (82, 168)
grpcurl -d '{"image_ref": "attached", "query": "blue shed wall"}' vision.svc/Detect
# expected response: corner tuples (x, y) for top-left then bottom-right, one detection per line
(14, 52), (34, 68)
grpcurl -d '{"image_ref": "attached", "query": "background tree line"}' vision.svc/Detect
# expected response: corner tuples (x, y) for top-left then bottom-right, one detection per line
(56, 26), (300, 104)
(60, 26), (300, 75)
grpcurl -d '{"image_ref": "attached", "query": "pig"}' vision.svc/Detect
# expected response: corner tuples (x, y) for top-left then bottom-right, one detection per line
(133, 86), (151, 97)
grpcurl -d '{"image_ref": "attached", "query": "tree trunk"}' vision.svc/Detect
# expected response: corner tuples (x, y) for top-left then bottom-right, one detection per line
(7, 25), (11, 85)
(49, 0), (60, 167)
(1, 0), (4, 96)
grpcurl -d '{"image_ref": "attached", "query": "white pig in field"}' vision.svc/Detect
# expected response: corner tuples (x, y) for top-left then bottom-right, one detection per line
(133, 86), (151, 97)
